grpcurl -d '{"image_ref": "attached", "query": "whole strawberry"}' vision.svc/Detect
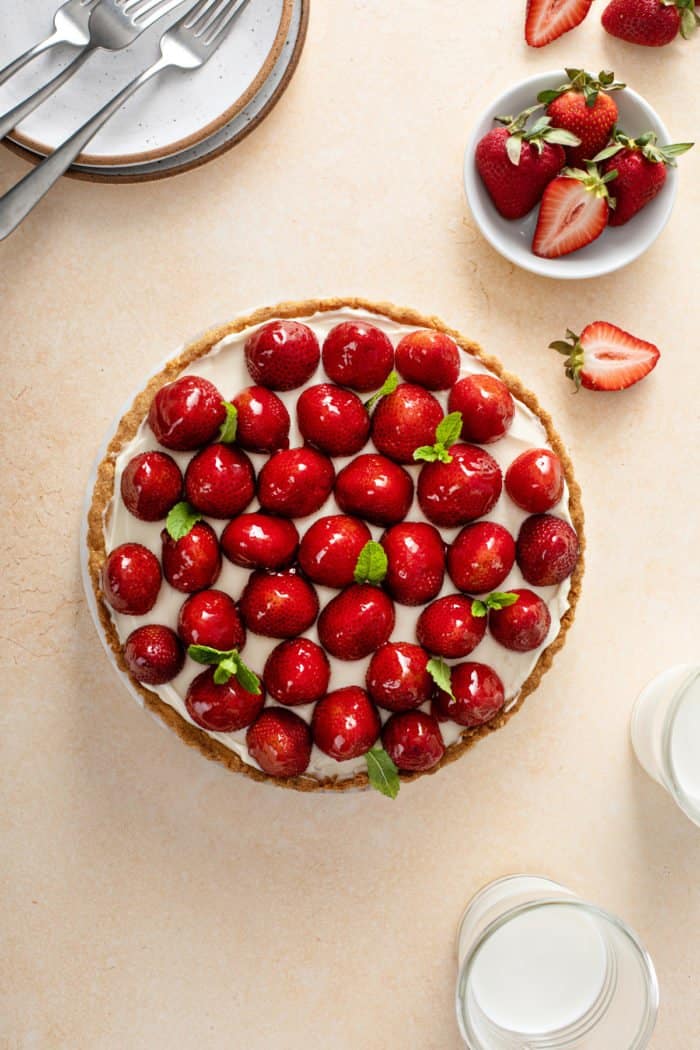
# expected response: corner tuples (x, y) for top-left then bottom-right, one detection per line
(595, 131), (694, 226)
(335, 454), (414, 526)
(161, 521), (221, 593)
(382, 711), (445, 772)
(148, 375), (227, 451)
(433, 661), (505, 728)
(416, 440), (502, 528)
(177, 589), (246, 651)
(184, 443), (255, 519)
(298, 514), (372, 588)
(221, 513), (300, 571)
(297, 383), (370, 457)
(380, 522), (445, 606)
(120, 451), (183, 522)
(245, 320), (320, 390)
(186, 667), (265, 733)
(476, 106), (579, 219)
(371, 383), (444, 464)
(124, 624), (184, 685)
(602, 0), (699, 45)
(538, 69), (625, 169)
(317, 583), (395, 661)
(258, 447), (335, 518)
(417, 594), (487, 659)
(232, 385), (290, 453)
(246, 708), (313, 777)
(395, 330), (460, 390)
(239, 570), (319, 639)
(311, 687), (382, 760)
(263, 638), (330, 707)
(516, 514), (580, 586)
(102, 542), (161, 615)
(489, 588), (551, 652)
(322, 322), (394, 391)
(366, 642), (435, 712)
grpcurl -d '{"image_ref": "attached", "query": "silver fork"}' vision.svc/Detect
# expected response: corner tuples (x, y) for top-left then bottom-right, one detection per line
(0, 0), (191, 141)
(0, 0), (250, 240)
(0, 0), (100, 88)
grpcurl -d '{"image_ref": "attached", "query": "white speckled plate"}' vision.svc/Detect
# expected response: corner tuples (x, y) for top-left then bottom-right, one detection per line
(0, 0), (292, 166)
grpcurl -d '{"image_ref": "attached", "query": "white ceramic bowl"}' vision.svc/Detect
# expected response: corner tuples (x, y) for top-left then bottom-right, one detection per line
(464, 70), (677, 280)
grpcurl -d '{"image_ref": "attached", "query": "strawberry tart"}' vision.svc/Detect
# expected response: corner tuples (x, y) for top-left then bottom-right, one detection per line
(86, 298), (584, 795)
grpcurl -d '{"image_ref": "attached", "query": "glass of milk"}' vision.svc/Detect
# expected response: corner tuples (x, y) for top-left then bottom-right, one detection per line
(631, 664), (700, 827)
(456, 875), (659, 1048)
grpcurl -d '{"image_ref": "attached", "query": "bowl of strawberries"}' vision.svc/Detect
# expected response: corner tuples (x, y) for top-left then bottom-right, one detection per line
(464, 68), (693, 279)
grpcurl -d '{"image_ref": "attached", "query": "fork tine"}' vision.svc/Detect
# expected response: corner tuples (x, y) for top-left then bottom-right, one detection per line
(187, 0), (229, 34)
(135, 0), (192, 27)
(182, 0), (218, 29)
(201, 0), (249, 45)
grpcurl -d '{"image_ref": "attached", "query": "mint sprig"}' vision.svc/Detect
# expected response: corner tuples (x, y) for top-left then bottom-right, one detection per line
(427, 657), (454, 699)
(471, 592), (519, 618)
(188, 644), (261, 692)
(218, 400), (238, 443)
(366, 746), (400, 799)
(364, 370), (399, 412)
(166, 501), (203, 541)
(413, 411), (463, 464)
(354, 540), (388, 585)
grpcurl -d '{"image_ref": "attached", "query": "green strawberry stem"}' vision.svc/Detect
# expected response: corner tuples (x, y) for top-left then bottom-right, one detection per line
(593, 130), (694, 168)
(661, 0), (699, 39)
(538, 69), (625, 109)
(550, 329), (586, 392)
(494, 106), (580, 166)
(561, 164), (618, 208)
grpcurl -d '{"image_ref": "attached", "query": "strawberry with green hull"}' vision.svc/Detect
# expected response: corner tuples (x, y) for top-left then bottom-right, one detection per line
(525, 0), (593, 46)
(476, 106), (580, 220)
(532, 165), (617, 259)
(551, 323), (661, 391)
(602, 0), (699, 44)
(538, 69), (625, 169)
(594, 131), (694, 226)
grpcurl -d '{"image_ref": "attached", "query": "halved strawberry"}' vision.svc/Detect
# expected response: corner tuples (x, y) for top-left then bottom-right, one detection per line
(532, 166), (615, 258)
(550, 322), (661, 391)
(525, 0), (593, 47)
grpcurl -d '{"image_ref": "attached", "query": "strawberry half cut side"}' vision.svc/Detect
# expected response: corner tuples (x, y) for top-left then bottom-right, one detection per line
(532, 165), (616, 258)
(550, 322), (661, 391)
(525, 0), (593, 47)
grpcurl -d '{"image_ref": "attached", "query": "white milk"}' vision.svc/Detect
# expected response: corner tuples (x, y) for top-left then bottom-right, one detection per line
(630, 664), (694, 785)
(669, 674), (700, 803)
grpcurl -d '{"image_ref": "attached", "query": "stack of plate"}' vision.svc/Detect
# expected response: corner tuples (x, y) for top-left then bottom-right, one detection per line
(0, 0), (308, 182)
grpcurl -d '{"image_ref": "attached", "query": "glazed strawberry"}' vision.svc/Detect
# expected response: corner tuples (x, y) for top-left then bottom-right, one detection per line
(602, 0), (699, 44)
(102, 543), (161, 615)
(296, 383), (370, 457)
(417, 444), (502, 528)
(489, 588), (551, 651)
(416, 594), (487, 659)
(312, 687), (382, 760)
(232, 385), (290, 453)
(395, 330), (460, 390)
(244, 320), (320, 390)
(246, 708), (312, 777)
(366, 642), (434, 712)
(475, 108), (578, 219)
(148, 375), (227, 451)
(322, 321), (394, 391)
(221, 513), (299, 571)
(516, 514), (580, 586)
(596, 131), (694, 226)
(433, 662), (505, 727)
(538, 69), (625, 169)
(258, 447), (335, 518)
(239, 570), (319, 638)
(335, 454), (414, 526)
(124, 624), (184, 685)
(263, 638), (330, 706)
(526, 0), (593, 45)
(120, 451), (183, 522)
(177, 589), (245, 651)
(532, 167), (615, 259)
(380, 522), (445, 606)
(550, 322), (661, 391)
(184, 444), (255, 518)
(382, 711), (445, 772)
(161, 522), (221, 593)
(447, 374), (514, 444)
(298, 514), (372, 588)
(371, 383), (444, 464)
(447, 521), (516, 594)
(317, 583), (395, 660)
(186, 667), (264, 732)
(505, 449), (564, 513)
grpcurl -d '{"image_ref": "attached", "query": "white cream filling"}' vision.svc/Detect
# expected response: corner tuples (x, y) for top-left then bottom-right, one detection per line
(104, 308), (574, 782)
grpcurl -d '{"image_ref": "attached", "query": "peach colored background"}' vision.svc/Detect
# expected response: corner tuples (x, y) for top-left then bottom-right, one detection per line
(1, 3), (699, 1048)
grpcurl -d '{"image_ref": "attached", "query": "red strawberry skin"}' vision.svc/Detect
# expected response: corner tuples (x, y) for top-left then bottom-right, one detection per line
(546, 92), (618, 168)
(311, 687), (382, 760)
(602, 0), (681, 45)
(124, 624), (184, 685)
(526, 0), (593, 46)
(148, 376), (226, 451)
(221, 513), (299, 571)
(298, 514), (372, 588)
(395, 330), (460, 390)
(102, 543), (161, 615)
(322, 322), (394, 391)
(366, 642), (434, 712)
(177, 589), (246, 651)
(382, 711), (445, 772)
(245, 320), (320, 390)
(505, 449), (564, 514)
(448, 375), (514, 444)
(239, 571), (319, 639)
(380, 522), (446, 606)
(532, 176), (609, 259)
(516, 514), (580, 586)
(246, 708), (312, 777)
(433, 662), (505, 727)
(186, 668), (265, 733)
(263, 638), (330, 707)
(489, 588), (551, 652)
(317, 584), (395, 660)
(161, 523), (222, 594)
(258, 448), (335, 518)
(447, 521), (516, 594)
(371, 383), (444, 464)
(476, 127), (567, 219)
(232, 386), (290, 453)
(335, 454), (414, 527)
(121, 451), (183, 522)
(602, 150), (667, 225)
(417, 444), (502, 528)
(417, 594), (487, 659)
(297, 383), (370, 457)
(184, 444), (255, 519)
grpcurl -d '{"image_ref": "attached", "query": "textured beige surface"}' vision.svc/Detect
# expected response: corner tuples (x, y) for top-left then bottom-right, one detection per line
(1, 2), (699, 1047)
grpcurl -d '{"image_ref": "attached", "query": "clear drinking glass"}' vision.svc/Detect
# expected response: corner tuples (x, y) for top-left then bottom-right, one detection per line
(630, 664), (700, 827)
(455, 875), (659, 1049)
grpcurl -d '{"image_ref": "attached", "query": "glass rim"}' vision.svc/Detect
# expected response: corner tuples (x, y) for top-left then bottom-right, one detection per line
(455, 897), (659, 1049)
(661, 666), (700, 826)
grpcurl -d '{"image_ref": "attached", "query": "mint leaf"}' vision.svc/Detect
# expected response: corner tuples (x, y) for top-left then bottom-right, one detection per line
(188, 644), (237, 666)
(354, 540), (388, 584)
(188, 644), (261, 693)
(166, 501), (203, 541)
(235, 659), (262, 695)
(365, 370), (399, 412)
(427, 657), (454, 698)
(413, 445), (441, 463)
(218, 400), (238, 443)
(487, 591), (519, 611)
(435, 411), (463, 448)
(366, 746), (400, 799)
(471, 599), (488, 618)
(214, 655), (239, 685)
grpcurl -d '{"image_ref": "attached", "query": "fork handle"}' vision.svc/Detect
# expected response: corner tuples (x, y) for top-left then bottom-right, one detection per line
(0, 30), (71, 89)
(0, 46), (93, 141)
(0, 55), (171, 240)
